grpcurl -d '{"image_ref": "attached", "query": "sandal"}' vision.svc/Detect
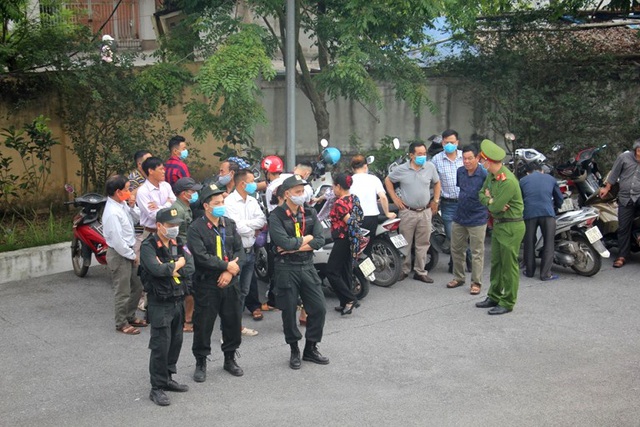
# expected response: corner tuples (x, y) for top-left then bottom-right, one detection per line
(183, 321), (193, 333)
(470, 283), (481, 295)
(613, 257), (625, 268)
(117, 324), (140, 335)
(446, 280), (464, 289)
(129, 318), (148, 328)
(252, 309), (263, 321)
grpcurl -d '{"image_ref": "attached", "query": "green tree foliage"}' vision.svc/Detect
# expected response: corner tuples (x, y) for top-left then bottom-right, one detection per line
(441, 26), (640, 164)
(55, 56), (191, 192)
(0, 0), (89, 76)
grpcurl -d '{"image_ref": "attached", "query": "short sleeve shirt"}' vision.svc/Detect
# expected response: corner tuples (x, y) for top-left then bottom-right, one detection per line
(387, 161), (440, 209)
(350, 173), (384, 216)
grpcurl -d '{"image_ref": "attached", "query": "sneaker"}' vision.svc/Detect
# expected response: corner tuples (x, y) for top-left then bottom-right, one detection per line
(541, 274), (559, 281)
(241, 327), (258, 336)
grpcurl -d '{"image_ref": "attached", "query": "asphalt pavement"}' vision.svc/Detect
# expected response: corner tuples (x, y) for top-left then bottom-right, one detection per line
(1, 249), (639, 427)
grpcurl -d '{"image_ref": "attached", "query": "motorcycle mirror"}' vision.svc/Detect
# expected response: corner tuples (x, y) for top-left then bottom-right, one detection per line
(432, 135), (443, 144)
(320, 138), (329, 148)
(551, 144), (562, 152)
(504, 132), (516, 141)
(366, 155), (375, 165)
(392, 138), (400, 150)
(252, 168), (261, 180)
(64, 184), (75, 193)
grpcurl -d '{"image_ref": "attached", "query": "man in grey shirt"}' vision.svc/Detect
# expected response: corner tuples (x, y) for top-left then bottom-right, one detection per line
(600, 139), (640, 268)
(385, 141), (441, 283)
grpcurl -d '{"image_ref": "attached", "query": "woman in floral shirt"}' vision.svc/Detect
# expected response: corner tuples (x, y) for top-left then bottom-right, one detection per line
(327, 173), (364, 315)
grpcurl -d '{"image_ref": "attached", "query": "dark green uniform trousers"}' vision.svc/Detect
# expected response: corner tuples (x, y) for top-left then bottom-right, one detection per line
(487, 221), (526, 310)
(147, 296), (184, 389)
(192, 283), (242, 358)
(273, 263), (326, 344)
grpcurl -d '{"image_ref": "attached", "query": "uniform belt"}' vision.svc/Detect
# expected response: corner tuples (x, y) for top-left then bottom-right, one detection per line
(441, 197), (458, 202)
(493, 217), (523, 224)
(144, 227), (157, 233)
(407, 206), (428, 212)
(244, 247), (254, 254)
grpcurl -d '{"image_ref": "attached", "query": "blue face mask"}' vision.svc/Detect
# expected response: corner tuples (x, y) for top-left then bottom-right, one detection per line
(414, 155), (427, 166)
(189, 192), (199, 204)
(245, 182), (257, 195)
(212, 206), (226, 218)
(218, 173), (232, 186)
(444, 143), (457, 154)
(180, 149), (189, 160)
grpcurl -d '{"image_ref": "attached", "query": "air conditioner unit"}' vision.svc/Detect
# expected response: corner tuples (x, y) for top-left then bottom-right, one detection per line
(153, 10), (185, 38)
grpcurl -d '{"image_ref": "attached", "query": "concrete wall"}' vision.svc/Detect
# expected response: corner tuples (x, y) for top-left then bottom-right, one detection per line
(0, 75), (477, 203)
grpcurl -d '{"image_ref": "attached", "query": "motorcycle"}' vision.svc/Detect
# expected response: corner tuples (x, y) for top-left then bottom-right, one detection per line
(367, 216), (405, 287)
(314, 223), (374, 300)
(556, 145), (640, 253)
(64, 185), (108, 277)
(537, 206), (609, 276)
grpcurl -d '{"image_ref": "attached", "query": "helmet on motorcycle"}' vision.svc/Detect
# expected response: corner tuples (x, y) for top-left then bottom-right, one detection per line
(321, 147), (341, 166)
(261, 155), (284, 173)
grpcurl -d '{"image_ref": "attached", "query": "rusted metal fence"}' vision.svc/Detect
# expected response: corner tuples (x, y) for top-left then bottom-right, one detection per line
(66, 0), (142, 49)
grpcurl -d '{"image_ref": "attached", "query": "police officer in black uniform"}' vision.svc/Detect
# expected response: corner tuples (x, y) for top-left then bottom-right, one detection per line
(187, 183), (245, 382)
(268, 175), (328, 369)
(140, 207), (194, 406)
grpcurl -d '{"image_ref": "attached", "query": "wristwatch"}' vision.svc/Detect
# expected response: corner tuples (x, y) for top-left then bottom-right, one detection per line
(433, 199), (440, 204)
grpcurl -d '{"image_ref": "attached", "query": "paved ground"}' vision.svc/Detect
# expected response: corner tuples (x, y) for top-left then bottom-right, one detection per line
(1, 249), (639, 427)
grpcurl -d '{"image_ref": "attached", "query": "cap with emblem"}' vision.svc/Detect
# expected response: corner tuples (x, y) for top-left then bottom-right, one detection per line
(480, 139), (506, 162)
(199, 183), (225, 202)
(156, 207), (183, 225)
(280, 174), (307, 192)
(172, 177), (202, 195)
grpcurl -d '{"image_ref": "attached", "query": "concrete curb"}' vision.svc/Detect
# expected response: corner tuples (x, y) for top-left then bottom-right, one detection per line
(0, 241), (74, 284)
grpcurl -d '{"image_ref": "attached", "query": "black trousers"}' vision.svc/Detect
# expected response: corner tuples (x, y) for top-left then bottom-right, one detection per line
(192, 282), (242, 359)
(523, 216), (556, 279)
(273, 263), (326, 345)
(147, 297), (184, 389)
(617, 198), (640, 258)
(326, 237), (357, 306)
(361, 215), (379, 256)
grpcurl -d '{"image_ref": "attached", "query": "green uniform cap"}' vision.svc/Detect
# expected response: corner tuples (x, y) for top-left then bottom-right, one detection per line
(480, 139), (506, 162)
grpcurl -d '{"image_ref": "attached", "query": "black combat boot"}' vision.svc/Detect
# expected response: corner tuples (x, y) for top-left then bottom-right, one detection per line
(289, 343), (301, 370)
(223, 351), (244, 377)
(193, 357), (207, 383)
(302, 341), (330, 365)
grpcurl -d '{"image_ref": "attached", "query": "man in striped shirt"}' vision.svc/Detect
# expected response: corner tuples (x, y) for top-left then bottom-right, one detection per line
(430, 129), (464, 273)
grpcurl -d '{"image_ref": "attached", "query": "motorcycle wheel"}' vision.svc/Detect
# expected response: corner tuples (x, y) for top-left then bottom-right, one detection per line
(353, 269), (370, 300)
(570, 235), (601, 277)
(424, 245), (439, 272)
(71, 236), (89, 277)
(370, 238), (402, 287)
(254, 246), (269, 281)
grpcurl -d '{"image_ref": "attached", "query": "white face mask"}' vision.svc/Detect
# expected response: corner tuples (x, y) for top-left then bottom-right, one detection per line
(289, 194), (306, 206)
(163, 225), (180, 239)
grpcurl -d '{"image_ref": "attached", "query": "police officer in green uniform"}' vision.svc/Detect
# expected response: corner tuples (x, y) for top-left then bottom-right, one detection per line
(187, 184), (245, 382)
(476, 139), (525, 315)
(140, 207), (194, 406)
(268, 175), (328, 369)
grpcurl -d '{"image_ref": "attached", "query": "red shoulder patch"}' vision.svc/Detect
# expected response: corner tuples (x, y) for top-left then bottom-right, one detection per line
(496, 173), (507, 181)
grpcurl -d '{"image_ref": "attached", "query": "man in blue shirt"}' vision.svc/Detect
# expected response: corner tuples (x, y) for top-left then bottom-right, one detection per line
(446, 145), (488, 295)
(520, 162), (563, 281)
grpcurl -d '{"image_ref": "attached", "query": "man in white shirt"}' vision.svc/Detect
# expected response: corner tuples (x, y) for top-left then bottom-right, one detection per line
(225, 169), (267, 336)
(136, 157), (176, 239)
(102, 175), (146, 335)
(266, 161), (314, 213)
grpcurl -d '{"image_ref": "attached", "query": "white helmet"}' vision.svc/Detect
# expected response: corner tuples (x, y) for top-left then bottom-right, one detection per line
(102, 34), (114, 42)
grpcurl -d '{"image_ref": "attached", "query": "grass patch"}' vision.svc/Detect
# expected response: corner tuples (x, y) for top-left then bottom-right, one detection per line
(0, 209), (73, 252)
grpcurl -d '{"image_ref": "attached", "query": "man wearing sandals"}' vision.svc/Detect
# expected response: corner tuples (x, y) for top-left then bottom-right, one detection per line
(140, 208), (194, 406)
(445, 145), (488, 295)
(476, 140), (525, 315)
(599, 138), (640, 268)
(102, 175), (147, 334)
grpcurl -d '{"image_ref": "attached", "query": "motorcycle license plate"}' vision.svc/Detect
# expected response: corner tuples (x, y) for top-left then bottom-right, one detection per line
(585, 226), (603, 244)
(359, 257), (376, 277)
(558, 198), (574, 213)
(390, 234), (408, 248)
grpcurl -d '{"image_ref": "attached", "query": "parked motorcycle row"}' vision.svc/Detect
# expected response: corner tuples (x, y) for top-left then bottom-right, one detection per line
(66, 134), (628, 299)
